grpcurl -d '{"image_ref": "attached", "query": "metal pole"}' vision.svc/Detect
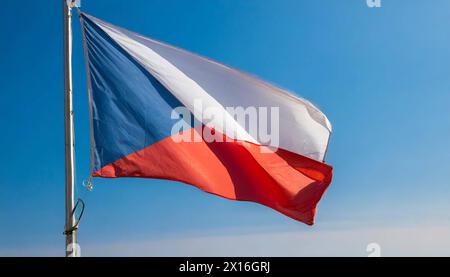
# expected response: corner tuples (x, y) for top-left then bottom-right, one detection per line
(63, 0), (77, 257)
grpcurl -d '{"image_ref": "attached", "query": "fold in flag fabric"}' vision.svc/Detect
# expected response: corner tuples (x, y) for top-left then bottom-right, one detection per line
(80, 12), (333, 225)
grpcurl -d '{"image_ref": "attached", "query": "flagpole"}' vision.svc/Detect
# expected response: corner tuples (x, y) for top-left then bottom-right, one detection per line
(63, 0), (77, 257)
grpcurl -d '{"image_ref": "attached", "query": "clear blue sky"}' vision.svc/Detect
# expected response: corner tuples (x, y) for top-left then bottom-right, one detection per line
(1, 0), (450, 256)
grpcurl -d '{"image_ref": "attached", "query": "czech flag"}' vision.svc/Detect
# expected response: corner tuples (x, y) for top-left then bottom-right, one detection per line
(80, 13), (333, 225)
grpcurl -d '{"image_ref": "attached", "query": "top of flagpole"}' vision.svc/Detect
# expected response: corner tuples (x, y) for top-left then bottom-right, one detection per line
(67, 0), (81, 9)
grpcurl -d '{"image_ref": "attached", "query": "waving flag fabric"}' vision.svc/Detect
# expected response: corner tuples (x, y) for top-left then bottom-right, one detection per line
(80, 13), (333, 225)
